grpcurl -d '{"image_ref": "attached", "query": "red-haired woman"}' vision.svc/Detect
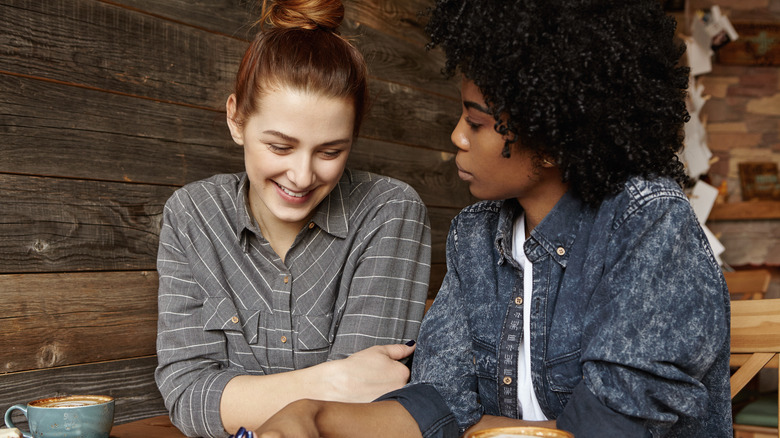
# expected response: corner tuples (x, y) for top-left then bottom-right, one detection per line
(154, 1), (430, 436)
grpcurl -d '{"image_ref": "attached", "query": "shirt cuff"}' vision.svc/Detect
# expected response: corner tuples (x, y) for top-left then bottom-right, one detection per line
(556, 383), (651, 438)
(375, 383), (459, 438)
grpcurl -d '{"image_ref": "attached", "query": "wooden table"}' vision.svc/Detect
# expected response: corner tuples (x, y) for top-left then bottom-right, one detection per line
(111, 415), (187, 437)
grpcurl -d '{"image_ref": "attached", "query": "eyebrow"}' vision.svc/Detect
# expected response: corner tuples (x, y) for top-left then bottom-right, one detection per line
(464, 101), (491, 114)
(263, 130), (351, 147)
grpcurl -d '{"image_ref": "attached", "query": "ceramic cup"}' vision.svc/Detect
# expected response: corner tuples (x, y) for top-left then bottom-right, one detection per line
(4, 395), (114, 438)
(464, 426), (574, 438)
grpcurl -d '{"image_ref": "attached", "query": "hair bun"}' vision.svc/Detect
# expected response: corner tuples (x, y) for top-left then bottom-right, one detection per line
(262, 0), (344, 31)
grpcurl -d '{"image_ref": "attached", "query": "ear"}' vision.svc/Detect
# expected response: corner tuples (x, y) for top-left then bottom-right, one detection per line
(226, 94), (244, 146)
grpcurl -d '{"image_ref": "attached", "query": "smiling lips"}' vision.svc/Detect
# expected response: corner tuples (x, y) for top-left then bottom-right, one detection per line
(275, 181), (312, 200)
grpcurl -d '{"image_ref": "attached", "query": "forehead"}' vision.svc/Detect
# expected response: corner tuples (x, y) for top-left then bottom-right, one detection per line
(248, 87), (355, 136)
(460, 78), (487, 105)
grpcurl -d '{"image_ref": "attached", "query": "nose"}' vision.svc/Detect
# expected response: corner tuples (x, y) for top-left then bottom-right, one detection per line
(451, 117), (470, 152)
(286, 154), (316, 188)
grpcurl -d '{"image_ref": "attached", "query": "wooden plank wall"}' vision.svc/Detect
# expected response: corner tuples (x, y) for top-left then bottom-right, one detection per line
(0, 0), (472, 426)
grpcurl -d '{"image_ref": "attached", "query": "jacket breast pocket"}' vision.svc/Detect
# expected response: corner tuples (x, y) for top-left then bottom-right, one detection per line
(473, 336), (499, 414)
(546, 349), (582, 410)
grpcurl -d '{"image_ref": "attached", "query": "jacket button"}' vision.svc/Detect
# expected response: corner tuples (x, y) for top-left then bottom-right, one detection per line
(231, 316), (239, 324)
(284, 276), (289, 284)
(556, 246), (566, 256)
(514, 296), (523, 305)
(503, 376), (512, 385)
(281, 336), (287, 343)
(308, 222), (315, 229)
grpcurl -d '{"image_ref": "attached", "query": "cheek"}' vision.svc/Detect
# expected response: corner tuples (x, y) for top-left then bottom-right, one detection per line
(316, 158), (348, 183)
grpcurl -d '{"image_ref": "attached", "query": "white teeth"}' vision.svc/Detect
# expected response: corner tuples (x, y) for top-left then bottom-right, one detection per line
(277, 182), (308, 198)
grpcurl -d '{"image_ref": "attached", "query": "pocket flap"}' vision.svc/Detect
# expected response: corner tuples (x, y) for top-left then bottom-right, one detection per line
(203, 297), (261, 344)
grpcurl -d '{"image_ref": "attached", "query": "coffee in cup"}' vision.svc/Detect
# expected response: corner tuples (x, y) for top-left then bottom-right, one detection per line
(464, 426), (574, 438)
(4, 395), (114, 438)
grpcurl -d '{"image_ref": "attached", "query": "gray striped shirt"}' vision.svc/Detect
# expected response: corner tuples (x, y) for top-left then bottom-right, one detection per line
(155, 170), (431, 437)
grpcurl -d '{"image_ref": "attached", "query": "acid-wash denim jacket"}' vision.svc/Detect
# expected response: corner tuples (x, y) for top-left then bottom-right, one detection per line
(378, 176), (732, 438)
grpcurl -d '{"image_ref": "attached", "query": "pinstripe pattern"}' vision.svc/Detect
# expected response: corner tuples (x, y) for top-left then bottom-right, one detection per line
(154, 169), (431, 437)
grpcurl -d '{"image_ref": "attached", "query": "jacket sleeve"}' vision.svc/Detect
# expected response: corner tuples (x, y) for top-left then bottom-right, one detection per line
(556, 190), (730, 437)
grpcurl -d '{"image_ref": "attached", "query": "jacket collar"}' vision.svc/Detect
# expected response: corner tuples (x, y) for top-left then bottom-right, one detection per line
(495, 191), (591, 268)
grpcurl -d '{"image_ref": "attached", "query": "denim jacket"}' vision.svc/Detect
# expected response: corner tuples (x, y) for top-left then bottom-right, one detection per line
(378, 177), (732, 438)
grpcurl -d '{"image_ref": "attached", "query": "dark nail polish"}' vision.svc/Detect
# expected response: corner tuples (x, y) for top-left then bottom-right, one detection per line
(405, 340), (416, 346)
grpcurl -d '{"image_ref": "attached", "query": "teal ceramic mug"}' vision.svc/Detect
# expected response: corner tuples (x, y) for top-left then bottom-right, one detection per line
(4, 395), (114, 438)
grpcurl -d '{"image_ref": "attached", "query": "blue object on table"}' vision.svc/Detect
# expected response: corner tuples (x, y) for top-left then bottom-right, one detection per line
(228, 427), (255, 438)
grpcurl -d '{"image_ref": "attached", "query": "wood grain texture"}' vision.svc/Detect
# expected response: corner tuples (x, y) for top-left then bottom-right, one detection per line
(0, 356), (166, 426)
(0, 271), (158, 373)
(1, 0), (243, 108)
(0, 174), (172, 273)
(1, 74), (244, 185)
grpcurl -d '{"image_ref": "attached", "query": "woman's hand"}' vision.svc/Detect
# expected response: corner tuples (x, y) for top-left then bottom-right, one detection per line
(326, 342), (416, 402)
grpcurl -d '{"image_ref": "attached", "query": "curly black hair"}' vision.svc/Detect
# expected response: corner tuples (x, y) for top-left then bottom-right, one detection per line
(426, 0), (691, 206)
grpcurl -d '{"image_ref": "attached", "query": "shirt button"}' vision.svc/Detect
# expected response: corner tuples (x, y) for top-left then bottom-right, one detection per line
(281, 336), (287, 343)
(308, 222), (315, 229)
(514, 296), (523, 305)
(230, 316), (239, 324)
(556, 246), (566, 256)
(503, 376), (512, 385)
(283, 276), (289, 284)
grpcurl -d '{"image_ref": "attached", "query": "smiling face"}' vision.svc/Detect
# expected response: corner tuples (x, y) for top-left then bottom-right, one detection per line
(227, 87), (354, 236)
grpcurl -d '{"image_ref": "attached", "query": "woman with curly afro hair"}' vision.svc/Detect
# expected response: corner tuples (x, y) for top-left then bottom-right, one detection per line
(252, 0), (732, 437)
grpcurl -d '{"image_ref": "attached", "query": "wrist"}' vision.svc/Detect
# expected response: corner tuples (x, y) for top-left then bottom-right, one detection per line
(316, 359), (351, 401)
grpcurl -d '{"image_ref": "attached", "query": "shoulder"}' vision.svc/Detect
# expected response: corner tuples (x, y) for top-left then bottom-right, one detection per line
(165, 173), (243, 213)
(341, 169), (424, 204)
(338, 170), (427, 222)
(601, 176), (691, 228)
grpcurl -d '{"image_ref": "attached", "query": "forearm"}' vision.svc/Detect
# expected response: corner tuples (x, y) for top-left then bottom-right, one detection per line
(220, 360), (345, 433)
(317, 400), (422, 438)
(222, 344), (415, 434)
(255, 399), (422, 438)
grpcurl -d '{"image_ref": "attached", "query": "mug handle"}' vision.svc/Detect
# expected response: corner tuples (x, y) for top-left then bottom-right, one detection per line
(4, 404), (32, 438)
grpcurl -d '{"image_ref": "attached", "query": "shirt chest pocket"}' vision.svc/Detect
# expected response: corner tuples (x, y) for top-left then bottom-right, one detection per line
(202, 297), (261, 345)
(294, 313), (334, 352)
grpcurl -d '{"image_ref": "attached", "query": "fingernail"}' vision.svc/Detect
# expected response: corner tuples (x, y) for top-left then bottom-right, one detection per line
(405, 340), (416, 346)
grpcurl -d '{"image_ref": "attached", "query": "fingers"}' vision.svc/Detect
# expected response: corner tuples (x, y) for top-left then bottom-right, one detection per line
(369, 341), (416, 361)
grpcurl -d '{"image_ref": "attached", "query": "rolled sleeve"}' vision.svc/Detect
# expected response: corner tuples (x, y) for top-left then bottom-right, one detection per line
(557, 383), (650, 438)
(376, 384), (459, 438)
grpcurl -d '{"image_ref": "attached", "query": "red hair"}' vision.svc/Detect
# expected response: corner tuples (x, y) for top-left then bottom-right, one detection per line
(232, 0), (369, 136)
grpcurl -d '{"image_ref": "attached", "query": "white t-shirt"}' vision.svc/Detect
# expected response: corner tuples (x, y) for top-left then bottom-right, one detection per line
(512, 213), (548, 421)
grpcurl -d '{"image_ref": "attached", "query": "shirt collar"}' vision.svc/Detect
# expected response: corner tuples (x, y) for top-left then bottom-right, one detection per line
(235, 172), (350, 241)
(495, 191), (591, 268)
